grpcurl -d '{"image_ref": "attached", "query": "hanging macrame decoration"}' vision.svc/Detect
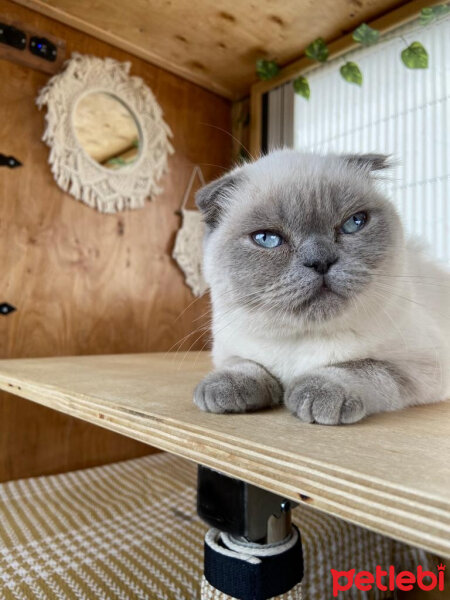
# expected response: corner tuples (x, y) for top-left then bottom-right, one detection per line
(36, 53), (173, 213)
(173, 166), (209, 297)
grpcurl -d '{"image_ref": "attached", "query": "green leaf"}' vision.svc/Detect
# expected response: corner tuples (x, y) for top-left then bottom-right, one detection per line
(256, 59), (280, 80)
(340, 61), (363, 85)
(107, 157), (127, 165)
(401, 41), (429, 69)
(419, 7), (435, 24)
(305, 38), (329, 62)
(352, 23), (380, 46)
(238, 148), (251, 164)
(419, 4), (450, 25)
(433, 3), (450, 16)
(293, 75), (310, 99)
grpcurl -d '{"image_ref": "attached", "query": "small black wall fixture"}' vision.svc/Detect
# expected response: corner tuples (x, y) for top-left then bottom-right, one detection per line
(29, 36), (57, 62)
(0, 303), (16, 316)
(0, 23), (26, 50)
(0, 154), (22, 168)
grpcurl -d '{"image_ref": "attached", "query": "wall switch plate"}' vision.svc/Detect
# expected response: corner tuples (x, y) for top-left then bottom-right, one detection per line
(0, 23), (26, 50)
(0, 17), (65, 74)
(29, 36), (57, 61)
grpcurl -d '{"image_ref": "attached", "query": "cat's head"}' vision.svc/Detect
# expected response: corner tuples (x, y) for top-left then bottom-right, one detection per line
(197, 150), (404, 328)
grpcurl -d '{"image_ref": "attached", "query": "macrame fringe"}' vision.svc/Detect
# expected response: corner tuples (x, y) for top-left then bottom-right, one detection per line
(37, 52), (174, 213)
(172, 166), (209, 297)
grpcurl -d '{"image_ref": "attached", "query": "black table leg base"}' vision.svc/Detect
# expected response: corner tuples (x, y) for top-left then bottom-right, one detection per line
(201, 525), (303, 600)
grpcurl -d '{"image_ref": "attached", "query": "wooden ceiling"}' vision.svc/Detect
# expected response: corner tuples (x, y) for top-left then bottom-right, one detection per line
(14, 0), (407, 99)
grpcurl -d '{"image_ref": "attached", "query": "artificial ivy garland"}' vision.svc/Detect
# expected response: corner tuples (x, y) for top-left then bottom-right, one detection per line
(256, 59), (280, 80)
(304, 38), (329, 62)
(257, 4), (449, 99)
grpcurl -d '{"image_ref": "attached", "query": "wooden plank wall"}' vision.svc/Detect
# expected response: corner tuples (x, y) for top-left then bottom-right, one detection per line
(0, 0), (231, 482)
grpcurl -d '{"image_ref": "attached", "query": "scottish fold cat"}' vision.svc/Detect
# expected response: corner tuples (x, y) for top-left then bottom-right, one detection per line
(193, 150), (450, 425)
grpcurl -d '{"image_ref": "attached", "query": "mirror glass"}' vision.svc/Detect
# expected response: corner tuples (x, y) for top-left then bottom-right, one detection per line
(73, 92), (140, 169)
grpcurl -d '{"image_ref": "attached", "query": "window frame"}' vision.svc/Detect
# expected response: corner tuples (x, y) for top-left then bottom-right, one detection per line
(249, 0), (442, 156)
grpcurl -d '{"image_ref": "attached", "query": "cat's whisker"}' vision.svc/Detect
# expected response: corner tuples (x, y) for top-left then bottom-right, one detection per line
(173, 290), (210, 324)
(373, 270), (447, 279)
(176, 327), (213, 370)
(372, 281), (450, 321)
(175, 284), (259, 327)
(199, 122), (256, 162)
(368, 289), (410, 349)
(194, 335), (214, 366)
(165, 322), (212, 357)
(374, 273), (450, 288)
(193, 287), (276, 323)
(171, 286), (285, 360)
(174, 294), (278, 368)
(179, 296), (280, 370)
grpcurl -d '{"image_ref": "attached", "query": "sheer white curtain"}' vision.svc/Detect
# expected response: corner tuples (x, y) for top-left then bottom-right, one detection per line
(267, 82), (294, 150)
(290, 15), (450, 265)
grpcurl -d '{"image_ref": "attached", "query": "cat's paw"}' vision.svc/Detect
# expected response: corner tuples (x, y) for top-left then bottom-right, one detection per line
(194, 366), (282, 414)
(285, 373), (366, 425)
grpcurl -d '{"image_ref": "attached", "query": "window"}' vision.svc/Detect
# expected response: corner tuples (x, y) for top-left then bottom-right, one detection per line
(267, 15), (450, 265)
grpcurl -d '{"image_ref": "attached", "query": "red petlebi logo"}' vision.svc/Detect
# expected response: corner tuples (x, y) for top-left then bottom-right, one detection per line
(331, 564), (445, 596)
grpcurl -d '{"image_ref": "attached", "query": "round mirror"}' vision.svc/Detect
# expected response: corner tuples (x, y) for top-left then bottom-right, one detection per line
(37, 54), (173, 212)
(73, 92), (141, 170)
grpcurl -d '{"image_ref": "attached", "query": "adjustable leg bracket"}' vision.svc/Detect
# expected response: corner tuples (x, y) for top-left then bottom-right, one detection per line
(197, 466), (303, 600)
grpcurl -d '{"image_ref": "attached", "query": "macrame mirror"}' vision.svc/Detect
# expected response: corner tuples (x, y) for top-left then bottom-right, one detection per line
(37, 53), (173, 213)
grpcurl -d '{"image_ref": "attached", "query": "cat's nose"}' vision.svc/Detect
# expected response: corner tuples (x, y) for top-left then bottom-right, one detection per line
(303, 257), (338, 275)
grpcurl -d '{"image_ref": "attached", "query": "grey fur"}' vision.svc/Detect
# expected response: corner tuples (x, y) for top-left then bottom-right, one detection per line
(200, 152), (399, 324)
(195, 173), (241, 228)
(342, 153), (392, 172)
(193, 150), (450, 424)
(285, 372), (366, 425)
(193, 358), (283, 413)
(334, 359), (414, 394)
(284, 359), (414, 425)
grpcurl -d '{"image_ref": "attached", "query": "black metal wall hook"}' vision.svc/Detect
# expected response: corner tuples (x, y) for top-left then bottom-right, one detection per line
(0, 303), (16, 316)
(0, 154), (22, 168)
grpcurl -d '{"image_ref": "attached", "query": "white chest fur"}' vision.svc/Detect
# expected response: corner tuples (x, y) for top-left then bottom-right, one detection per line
(208, 244), (450, 394)
(211, 307), (372, 386)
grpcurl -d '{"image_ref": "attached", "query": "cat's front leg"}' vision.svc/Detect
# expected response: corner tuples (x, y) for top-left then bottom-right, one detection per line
(285, 359), (419, 425)
(194, 358), (283, 414)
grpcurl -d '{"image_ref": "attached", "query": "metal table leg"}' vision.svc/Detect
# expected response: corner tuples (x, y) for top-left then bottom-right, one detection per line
(197, 466), (304, 600)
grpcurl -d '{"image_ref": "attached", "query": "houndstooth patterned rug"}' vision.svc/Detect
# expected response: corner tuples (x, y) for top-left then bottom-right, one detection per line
(0, 453), (435, 599)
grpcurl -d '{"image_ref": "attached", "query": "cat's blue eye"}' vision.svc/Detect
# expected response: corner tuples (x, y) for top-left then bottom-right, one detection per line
(340, 212), (367, 234)
(251, 231), (284, 248)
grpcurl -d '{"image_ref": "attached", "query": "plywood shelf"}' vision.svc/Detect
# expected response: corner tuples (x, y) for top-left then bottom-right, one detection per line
(0, 352), (448, 557)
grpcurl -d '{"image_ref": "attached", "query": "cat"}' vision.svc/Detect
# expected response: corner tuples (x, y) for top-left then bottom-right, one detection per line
(193, 150), (450, 425)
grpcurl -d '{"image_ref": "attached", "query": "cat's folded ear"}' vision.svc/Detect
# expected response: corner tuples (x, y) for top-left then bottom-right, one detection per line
(342, 153), (392, 172)
(196, 172), (241, 228)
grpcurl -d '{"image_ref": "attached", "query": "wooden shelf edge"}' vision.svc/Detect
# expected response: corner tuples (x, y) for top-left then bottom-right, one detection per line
(1, 372), (449, 557)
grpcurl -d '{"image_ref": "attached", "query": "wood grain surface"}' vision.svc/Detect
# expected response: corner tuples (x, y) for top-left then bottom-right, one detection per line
(0, 0), (231, 481)
(11, 0), (407, 98)
(0, 14), (66, 74)
(0, 352), (448, 558)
